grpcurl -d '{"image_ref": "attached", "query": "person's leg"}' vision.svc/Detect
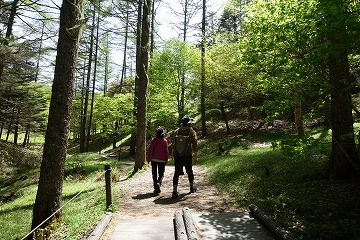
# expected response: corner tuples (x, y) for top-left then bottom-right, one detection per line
(184, 156), (194, 183)
(172, 157), (182, 198)
(179, 162), (184, 175)
(184, 156), (196, 193)
(151, 161), (157, 185)
(151, 161), (160, 193)
(158, 162), (165, 186)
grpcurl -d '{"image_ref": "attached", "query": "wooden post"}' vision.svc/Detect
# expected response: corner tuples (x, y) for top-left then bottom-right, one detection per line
(105, 165), (112, 209)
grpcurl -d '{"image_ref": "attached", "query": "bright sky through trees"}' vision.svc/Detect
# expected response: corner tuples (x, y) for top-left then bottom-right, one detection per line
(156, 0), (227, 41)
(111, 0), (227, 66)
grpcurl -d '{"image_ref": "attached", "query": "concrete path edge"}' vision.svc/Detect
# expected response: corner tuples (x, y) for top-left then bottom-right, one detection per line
(87, 212), (113, 240)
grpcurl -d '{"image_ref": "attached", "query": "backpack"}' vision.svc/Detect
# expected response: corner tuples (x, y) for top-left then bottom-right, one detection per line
(174, 129), (192, 156)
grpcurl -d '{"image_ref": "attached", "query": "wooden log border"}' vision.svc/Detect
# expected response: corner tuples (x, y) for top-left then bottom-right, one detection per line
(249, 204), (293, 240)
(173, 207), (199, 240)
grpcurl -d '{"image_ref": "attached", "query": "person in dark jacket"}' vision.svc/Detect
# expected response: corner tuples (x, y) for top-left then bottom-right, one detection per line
(147, 128), (169, 194)
(170, 115), (198, 199)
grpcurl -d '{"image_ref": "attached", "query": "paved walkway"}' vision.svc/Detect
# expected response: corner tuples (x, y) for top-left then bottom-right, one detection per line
(193, 211), (274, 240)
(105, 211), (273, 240)
(98, 164), (274, 240)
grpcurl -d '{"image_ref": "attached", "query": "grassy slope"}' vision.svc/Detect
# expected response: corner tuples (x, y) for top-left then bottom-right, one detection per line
(0, 141), (126, 240)
(198, 127), (360, 240)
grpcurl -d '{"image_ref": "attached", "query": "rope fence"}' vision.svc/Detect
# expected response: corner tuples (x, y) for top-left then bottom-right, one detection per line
(20, 165), (112, 240)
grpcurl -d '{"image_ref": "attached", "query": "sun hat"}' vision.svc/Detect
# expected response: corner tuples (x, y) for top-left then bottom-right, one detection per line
(156, 128), (166, 137)
(180, 115), (193, 126)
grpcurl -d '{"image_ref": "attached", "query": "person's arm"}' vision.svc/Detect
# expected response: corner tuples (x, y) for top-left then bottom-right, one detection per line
(191, 130), (198, 165)
(146, 139), (154, 163)
(170, 130), (176, 161)
(164, 139), (169, 165)
(193, 151), (198, 165)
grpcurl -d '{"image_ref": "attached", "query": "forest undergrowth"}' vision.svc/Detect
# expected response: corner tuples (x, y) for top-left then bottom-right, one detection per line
(199, 121), (360, 240)
(1, 121), (360, 240)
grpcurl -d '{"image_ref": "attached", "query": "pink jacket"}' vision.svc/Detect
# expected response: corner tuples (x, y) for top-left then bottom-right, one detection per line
(146, 137), (169, 164)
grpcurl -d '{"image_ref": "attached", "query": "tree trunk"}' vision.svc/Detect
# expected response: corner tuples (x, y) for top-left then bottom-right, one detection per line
(79, 58), (86, 140)
(5, 115), (13, 141)
(104, 32), (109, 96)
(220, 103), (230, 134)
(351, 103), (360, 119)
(130, 0), (143, 156)
(86, 8), (100, 151)
(5, 125), (10, 141)
(150, 0), (155, 58)
(200, 0), (207, 137)
(183, 0), (188, 42)
(134, 0), (150, 173)
(328, 52), (360, 179)
(80, 6), (95, 152)
(318, 0), (360, 179)
(294, 98), (304, 136)
(179, 0), (189, 118)
(0, 0), (19, 82)
(30, 0), (83, 236)
(13, 120), (18, 145)
(179, 73), (185, 118)
(0, 120), (4, 138)
(120, 3), (129, 92)
(22, 124), (30, 147)
(34, 23), (45, 83)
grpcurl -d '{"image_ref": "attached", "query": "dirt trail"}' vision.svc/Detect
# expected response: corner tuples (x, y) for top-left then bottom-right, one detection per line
(100, 163), (242, 239)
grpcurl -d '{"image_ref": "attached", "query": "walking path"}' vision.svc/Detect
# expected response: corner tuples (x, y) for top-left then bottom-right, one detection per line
(98, 164), (274, 240)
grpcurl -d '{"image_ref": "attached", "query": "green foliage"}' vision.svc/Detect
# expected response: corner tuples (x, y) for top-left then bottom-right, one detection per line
(238, 0), (360, 122)
(200, 126), (360, 240)
(206, 41), (260, 111)
(0, 141), (42, 183)
(0, 35), (51, 138)
(69, 93), (135, 143)
(0, 75), (49, 143)
(218, 0), (245, 36)
(148, 39), (201, 130)
(242, 0), (320, 114)
(271, 135), (316, 160)
(92, 93), (134, 136)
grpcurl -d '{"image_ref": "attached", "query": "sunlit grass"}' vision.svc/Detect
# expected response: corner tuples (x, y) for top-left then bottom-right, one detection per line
(0, 184), (36, 240)
(101, 134), (132, 153)
(0, 151), (125, 240)
(0, 132), (45, 145)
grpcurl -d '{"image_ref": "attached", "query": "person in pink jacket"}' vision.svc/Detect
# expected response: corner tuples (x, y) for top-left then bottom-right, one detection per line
(147, 128), (169, 194)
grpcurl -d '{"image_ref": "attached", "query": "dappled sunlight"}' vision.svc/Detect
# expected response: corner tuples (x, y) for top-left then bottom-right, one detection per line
(193, 212), (273, 240)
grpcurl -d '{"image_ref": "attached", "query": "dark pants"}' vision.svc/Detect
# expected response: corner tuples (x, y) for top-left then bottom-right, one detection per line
(151, 161), (165, 187)
(173, 155), (194, 186)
